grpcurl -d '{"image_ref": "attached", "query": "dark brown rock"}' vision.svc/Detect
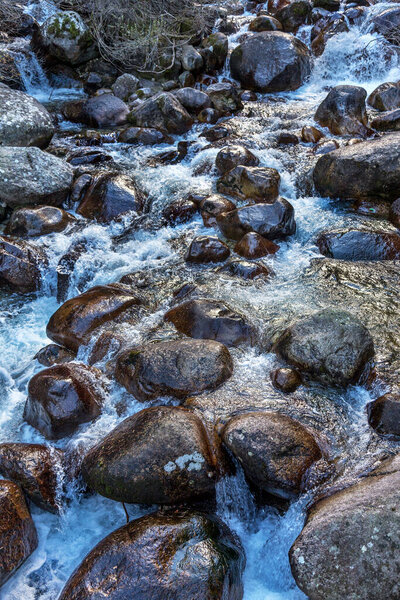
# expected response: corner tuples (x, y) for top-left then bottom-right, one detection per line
(313, 138), (339, 155)
(201, 32), (229, 72)
(215, 145), (260, 175)
(316, 229), (400, 260)
(165, 298), (255, 347)
(368, 393), (400, 438)
(24, 363), (104, 440)
(234, 232), (280, 258)
(197, 107), (221, 124)
(115, 339), (233, 401)
(218, 260), (274, 280)
(5, 205), (74, 237)
(163, 198), (197, 225)
(301, 125), (324, 143)
(389, 197), (400, 228)
(217, 166), (280, 203)
(186, 236), (230, 263)
(271, 367), (302, 392)
(47, 284), (142, 352)
(200, 194), (236, 227)
(222, 412), (321, 499)
(77, 174), (143, 224)
(59, 510), (245, 600)
(82, 406), (218, 504)
(0, 480), (38, 586)
(35, 344), (76, 367)
(371, 108), (400, 132)
(368, 82), (400, 112)
(0, 235), (47, 293)
(0, 443), (64, 513)
(276, 132), (299, 145)
(217, 200), (296, 241)
(249, 15), (283, 31)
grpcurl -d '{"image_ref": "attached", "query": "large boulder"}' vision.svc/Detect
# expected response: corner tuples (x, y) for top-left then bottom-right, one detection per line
(115, 339), (233, 401)
(82, 406), (217, 504)
(77, 174), (143, 223)
(0, 84), (54, 148)
(5, 205), (74, 237)
(217, 199), (296, 241)
(0, 235), (47, 293)
(316, 229), (400, 260)
(222, 412), (321, 499)
(128, 92), (193, 134)
(230, 31), (312, 92)
(0, 443), (64, 513)
(0, 480), (38, 586)
(59, 510), (245, 600)
(368, 82), (400, 112)
(314, 85), (368, 136)
(0, 146), (73, 208)
(82, 94), (129, 128)
(275, 0), (312, 32)
(165, 298), (255, 347)
(46, 284), (143, 353)
(313, 133), (400, 201)
(217, 166), (280, 202)
(174, 88), (211, 113)
(290, 454), (400, 600)
(274, 309), (374, 385)
(372, 7), (400, 43)
(111, 73), (139, 101)
(39, 10), (97, 65)
(181, 44), (203, 72)
(201, 32), (229, 72)
(24, 363), (104, 440)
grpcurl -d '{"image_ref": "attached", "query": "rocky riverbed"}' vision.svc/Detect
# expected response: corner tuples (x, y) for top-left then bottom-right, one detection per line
(1, 0), (400, 598)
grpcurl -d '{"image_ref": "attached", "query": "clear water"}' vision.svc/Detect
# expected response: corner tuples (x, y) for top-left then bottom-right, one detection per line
(2, 0), (400, 598)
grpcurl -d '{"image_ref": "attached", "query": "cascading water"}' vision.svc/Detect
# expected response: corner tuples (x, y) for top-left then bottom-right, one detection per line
(1, 0), (400, 598)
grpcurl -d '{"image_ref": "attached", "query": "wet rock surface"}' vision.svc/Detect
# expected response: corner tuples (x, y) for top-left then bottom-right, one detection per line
(314, 85), (368, 136)
(0, 235), (48, 293)
(77, 174), (143, 223)
(186, 235), (231, 263)
(316, 229), (400, 260)
(5, 205), (74, 237)
(129, 92), (193, 134)
(217, 166), (280, 202)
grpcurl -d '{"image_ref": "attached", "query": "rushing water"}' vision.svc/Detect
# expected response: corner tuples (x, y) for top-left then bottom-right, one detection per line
(1, 0), (400, 598)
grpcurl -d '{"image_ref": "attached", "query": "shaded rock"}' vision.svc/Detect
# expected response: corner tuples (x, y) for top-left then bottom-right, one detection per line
(271, 367), (302, 392)
(112, 73), (139, 101)
(217, 199), (296, 241)
(222, 412), (321, 499)
(290, 454), (400, 600)
(82, 94), (129, 128)
(372, 7), (400, 43)
(174, 88), (211, 113)
(47, 284), (143, 352)
(217, 166), (280, 202)
(181, 44), (203, 72)
(118, 126), (172, 145)
(59, 510), (244, 600)
(186, 236), (230, 263)
(165, 298), (255, 347)
(371, 108), (400, 132)
(368, 393), (400, 438)
(313, 133), (400, 201)
(249, 15), (283, 31)
(218, 260), (274, 280)
(0, 235), (47, 293)
(274, 309), (374, 385)
(0, 480), (38, 586)
(201, 32), (229, 72)
(0, 146), (73, 208)
(5, 205), (74, 237)
(234, 232), (279, 258)
(206, 82), (243, 113)
(198, 107), (221, 124)
(35, 343), (76, 367)
(0, 443), (63, 513)
(82, 406), (217, 504)
(275, 0), (312, 32)
(163, 198), (198, 225)
(77, 174), (143, 223)
(301, 125), (324, 143)
(201, 124), (230, 142)
(315, 85), (368, 136)
(316, 229), (400, 260)
(230, 32), (312, 92)
(276, 132), (299, 145)
(389, 197), (400, 228)
(129, 92), (193, 134)
(39, 10), (96, 65)
(0, 84), (54, 148)
(24, 363), (104, 440)
(115, 339), (233, 401)
(215, 145), (259, 174)
(368, 82), (400, 112)
(200, 194), (236, 227)
(313, 0), (340, 10)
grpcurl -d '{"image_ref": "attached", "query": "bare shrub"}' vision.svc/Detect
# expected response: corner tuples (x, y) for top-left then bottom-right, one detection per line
(0, 1), (24, 38)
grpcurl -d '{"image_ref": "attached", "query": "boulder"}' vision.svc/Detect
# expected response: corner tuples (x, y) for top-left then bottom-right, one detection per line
(230, 32), (312, 92)
(206, 82), (243, 113)
(115, 339), (233, 401)
(316, 229), (400, 260)
(201, 32), (229, 72)
(112, 73), (139, 100)
(371, 108), (400, 132)
(163, 198), (198, 225)
(275, 0), (312, 32)
(47, 284), (143, 352)
(39, 10), (96, 65)
(82, 406), (217, 504)
(181, 44), (203, 72)
(217, 165), (280, 202)
(5, 205), (74, 237)
(0, 235), (47, 293)
(215, 145), (259, 175)
(222, 412), (321, 499)
(0, 84), (54, 148)
(0, 480), (38, 586)
(186, 236), (230, 263)
(219, 260), (274, 280)
(313, 138), (339, 155)
(0, 443), (63, 513)
(24, 363), (104, 440)
(77, 174), (143, 223)
(82, 94), (129, 128)
(271, 367), (302, 392)
(234, 232), (279, 258)
(35, 343), (76, 367)
(313, 133), (400, 201)
(368, 82), (400, 112)
(198, 107), (220, 123)
(174, 88), (211, 113)
(200, 194), (236, 227)
(118, 126), (172, 145)
(372, 7), (400, 43)
(249, 15), (283, 32)
(217, 199), (296, 241)
(290, 454), (400, 600)
(274, 309), (374, 385)
(128, 92), (193, 134)
(59, 510), (245, 600)
(301, 125), (324, 143)
(314, 85), (368, 136)
(0, 146), (73, 208)
(368, 393), (400, 438)
(165, 298), (255, 346)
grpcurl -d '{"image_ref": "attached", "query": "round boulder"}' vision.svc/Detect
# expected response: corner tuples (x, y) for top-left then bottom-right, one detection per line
(234, 232), (279, 258)
(186, 236), (230, 263)
(39, 10), (97, 65)
(200, 195), (236, 227)
(367, 393), (400, 438)
(314, 85), (368, 137)
(128, 92), (193, 134)
(217, 166), (281, 203)
(5, 205), (74, 237)
(77, 174), (143, 223)
(271, 367), (302, 392)
(215, 145), (260, 175)
(368, 82), (400, 112)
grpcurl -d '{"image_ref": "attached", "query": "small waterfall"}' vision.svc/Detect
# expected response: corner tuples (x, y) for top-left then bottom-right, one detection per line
(13, 51), (54, 101)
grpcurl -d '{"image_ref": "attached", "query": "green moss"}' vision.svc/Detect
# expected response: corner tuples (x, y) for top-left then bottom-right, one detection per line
(47, 13), (81, 40)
